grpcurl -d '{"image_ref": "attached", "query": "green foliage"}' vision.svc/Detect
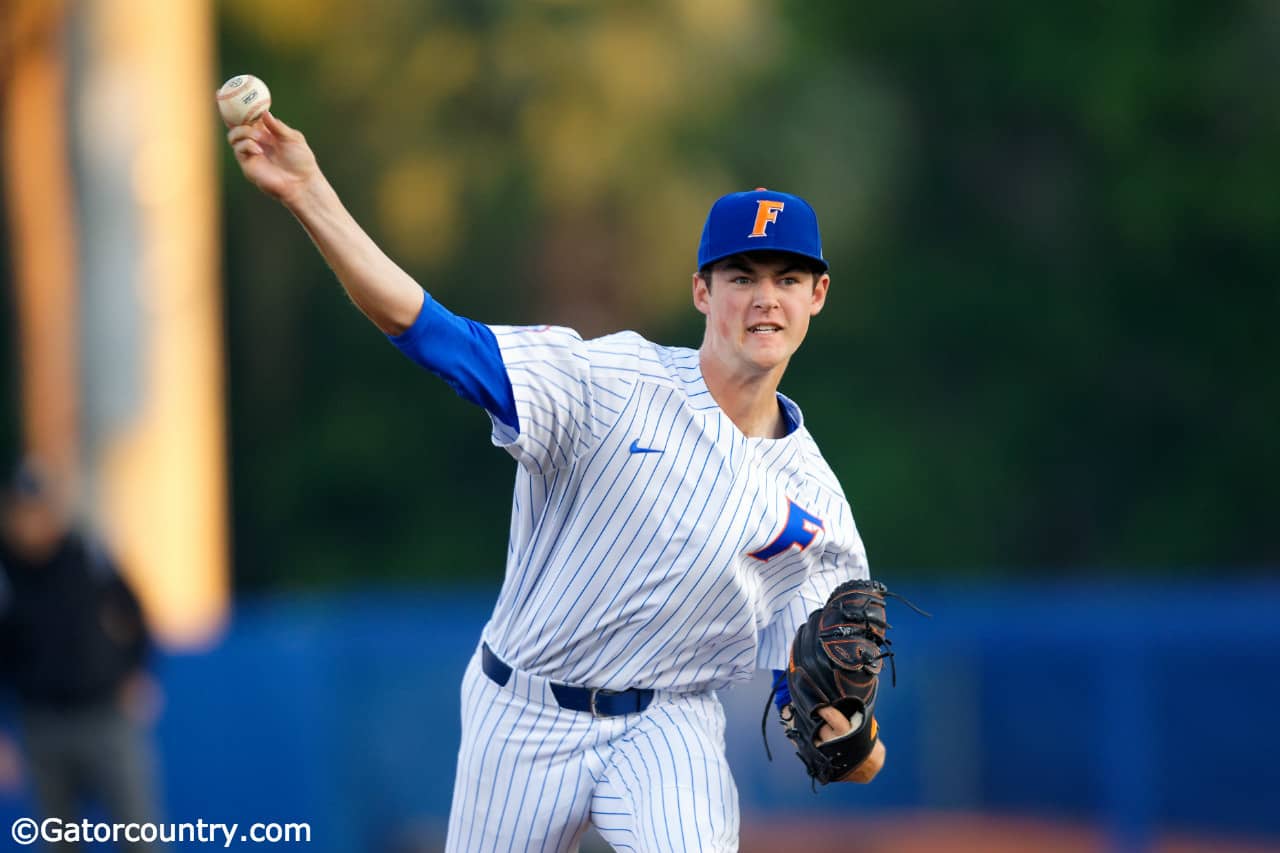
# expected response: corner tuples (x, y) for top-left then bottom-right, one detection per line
(218, 0), (1279, 588)
(771, 0), (1280, 572)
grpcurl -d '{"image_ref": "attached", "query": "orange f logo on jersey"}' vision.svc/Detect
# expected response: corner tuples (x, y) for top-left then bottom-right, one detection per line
(749, 200), (785, 238)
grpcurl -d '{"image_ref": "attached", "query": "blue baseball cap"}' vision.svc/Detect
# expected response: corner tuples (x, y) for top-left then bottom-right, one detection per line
(697, 188), (827, 272)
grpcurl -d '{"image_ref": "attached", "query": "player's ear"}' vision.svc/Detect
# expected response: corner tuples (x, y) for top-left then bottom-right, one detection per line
(692, 272), (711, 316)
(809, 273), (830, 316)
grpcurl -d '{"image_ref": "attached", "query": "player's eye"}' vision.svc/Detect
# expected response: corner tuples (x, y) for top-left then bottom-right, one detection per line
(779, 277), (800, 286)
(731, 276), (752, 285)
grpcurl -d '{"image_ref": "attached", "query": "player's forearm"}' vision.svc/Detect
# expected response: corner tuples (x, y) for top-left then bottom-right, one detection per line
(284, 175), (424, 335)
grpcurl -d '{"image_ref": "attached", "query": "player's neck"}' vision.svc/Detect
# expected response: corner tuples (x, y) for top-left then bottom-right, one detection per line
(698, 348), (788, 439)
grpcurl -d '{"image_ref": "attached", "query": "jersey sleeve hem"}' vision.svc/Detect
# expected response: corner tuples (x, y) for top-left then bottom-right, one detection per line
(388, 292), (519, 429)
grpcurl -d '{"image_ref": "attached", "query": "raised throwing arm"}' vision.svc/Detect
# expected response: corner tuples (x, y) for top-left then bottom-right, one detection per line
(226, 113), (424, 335)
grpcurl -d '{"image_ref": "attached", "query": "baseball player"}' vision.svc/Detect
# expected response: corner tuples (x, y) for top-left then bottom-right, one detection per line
(227, 112), (887, 851)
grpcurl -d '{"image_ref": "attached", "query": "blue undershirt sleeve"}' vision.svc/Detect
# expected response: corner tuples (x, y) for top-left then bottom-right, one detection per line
(772, 669), (791, 711)
(388, 291), (519, 430)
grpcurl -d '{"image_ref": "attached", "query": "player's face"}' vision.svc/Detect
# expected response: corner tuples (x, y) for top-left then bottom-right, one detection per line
(692, 253), (829, 375)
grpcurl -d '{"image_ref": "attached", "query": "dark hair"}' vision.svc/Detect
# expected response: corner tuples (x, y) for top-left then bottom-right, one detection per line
(696, 251), (828, 286)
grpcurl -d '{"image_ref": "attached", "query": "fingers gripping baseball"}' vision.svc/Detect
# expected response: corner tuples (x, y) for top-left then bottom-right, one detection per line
(224, 112), (318, 203)
(777, 702), (884, 783)
(816, 705), (851, 741)
(816, 706), (885, 783)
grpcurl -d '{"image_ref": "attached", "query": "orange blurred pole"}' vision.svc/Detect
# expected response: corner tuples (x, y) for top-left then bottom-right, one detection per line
(3, 0), (229, 648)
(82, 0), (229, 648)
(1, 0), (80, 489)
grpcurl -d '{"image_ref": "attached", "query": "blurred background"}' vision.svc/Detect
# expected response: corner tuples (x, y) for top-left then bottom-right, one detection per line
(1, 0), (1277, 850)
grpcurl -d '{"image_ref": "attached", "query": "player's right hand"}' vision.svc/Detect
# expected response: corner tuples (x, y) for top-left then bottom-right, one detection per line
(226, 112), (320, 206)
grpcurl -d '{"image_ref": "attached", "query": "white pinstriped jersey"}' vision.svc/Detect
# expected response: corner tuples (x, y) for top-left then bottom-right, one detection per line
(481, 325), (869, 692)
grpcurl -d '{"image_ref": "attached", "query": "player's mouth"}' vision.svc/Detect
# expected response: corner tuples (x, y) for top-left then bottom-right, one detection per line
(747, 324), (783, 336)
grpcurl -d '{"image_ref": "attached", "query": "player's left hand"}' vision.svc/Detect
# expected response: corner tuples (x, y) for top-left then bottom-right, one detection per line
(783, 579), (926, 784)
(816, 706), (885, 783)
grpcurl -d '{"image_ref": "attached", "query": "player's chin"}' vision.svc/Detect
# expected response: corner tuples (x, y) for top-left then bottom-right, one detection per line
(741, 333), (794, 367)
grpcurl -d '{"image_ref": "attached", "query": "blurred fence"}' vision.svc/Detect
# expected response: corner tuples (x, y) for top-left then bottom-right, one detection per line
(2, 581), (1277, 851)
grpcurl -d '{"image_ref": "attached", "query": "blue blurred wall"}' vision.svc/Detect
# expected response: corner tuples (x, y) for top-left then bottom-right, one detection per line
(2, 582), (1277, 851)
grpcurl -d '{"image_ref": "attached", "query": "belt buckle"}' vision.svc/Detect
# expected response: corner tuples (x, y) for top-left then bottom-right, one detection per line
(589, 687), (621, 718)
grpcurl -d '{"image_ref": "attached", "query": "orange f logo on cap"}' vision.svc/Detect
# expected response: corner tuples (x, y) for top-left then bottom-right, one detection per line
(750, 199), (785, 238)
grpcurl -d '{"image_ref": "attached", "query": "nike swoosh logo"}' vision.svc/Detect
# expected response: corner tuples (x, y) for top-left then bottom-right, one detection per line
(629, 439), (663, 455)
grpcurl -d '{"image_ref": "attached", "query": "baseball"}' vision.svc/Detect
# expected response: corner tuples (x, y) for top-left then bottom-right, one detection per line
(217, 74), (271, 126)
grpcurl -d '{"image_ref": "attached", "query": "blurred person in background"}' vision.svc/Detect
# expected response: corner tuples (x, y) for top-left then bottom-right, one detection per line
(0, 457), (163, 850)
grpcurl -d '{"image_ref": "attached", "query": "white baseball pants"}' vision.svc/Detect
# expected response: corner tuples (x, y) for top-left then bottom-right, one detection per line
(446, 647), (740, 852)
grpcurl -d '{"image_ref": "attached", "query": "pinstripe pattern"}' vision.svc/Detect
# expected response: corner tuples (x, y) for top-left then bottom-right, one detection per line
(447, 649), (738, 853)
(589, 698), (739, 851)
(449, 325), (869, 848)
(484, 327), (868, 687)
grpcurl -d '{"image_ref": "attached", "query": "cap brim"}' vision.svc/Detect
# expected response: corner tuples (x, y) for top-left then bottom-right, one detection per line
(700, 248), (829, 273)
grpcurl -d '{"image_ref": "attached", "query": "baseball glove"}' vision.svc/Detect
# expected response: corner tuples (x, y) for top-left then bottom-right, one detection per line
(772, 579), (928, 785)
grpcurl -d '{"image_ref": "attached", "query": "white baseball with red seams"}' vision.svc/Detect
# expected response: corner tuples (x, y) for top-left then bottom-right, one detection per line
(216, 74), (271, 126)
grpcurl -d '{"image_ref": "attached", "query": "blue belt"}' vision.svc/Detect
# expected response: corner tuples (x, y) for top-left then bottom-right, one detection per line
(480, 642), (654, 718)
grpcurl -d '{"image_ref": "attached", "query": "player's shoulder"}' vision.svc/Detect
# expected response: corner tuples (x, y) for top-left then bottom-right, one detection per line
(489, 323), (584, 354)
(583, 331), (691, 388)
(583, 329), (649, 361)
